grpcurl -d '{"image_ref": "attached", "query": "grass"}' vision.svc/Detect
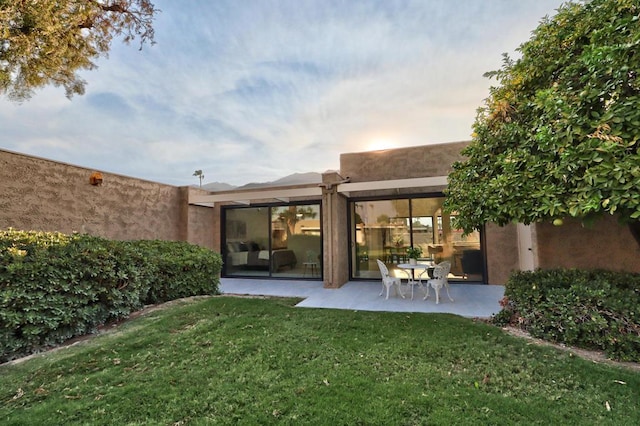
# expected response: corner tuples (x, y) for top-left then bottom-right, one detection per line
(1, 296), (639, 425)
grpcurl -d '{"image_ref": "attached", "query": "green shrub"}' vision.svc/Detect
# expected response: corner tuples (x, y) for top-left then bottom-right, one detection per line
(494, 269), (640, 362)
(0, 229), (222, 362)
(0, 228), (73, 251)
(135, 239), (223, 304)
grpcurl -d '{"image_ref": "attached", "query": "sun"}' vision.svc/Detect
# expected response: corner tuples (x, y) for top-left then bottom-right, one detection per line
(366, 138), (397, 151)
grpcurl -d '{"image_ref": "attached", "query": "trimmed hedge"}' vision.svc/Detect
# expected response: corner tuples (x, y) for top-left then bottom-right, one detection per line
(493, 269), (640, 362)
(0, 229), (222, 363)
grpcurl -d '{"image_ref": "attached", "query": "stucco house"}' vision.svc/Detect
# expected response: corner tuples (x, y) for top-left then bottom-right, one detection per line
(1, 141), (638, 288)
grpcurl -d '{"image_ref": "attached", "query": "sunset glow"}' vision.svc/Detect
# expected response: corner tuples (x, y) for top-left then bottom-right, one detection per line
(366, 139), (398, 152)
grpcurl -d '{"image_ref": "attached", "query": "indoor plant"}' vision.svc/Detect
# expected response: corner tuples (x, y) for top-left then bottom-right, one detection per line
(406, 246), (422, 264)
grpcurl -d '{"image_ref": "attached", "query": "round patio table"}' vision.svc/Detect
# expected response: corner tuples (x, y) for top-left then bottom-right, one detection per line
(397, 262), (434, 299)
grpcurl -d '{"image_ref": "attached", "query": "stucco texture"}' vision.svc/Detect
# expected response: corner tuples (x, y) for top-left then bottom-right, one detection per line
(535, 215), (640, 273)
(340, 141), (469, 182)
(0, 149), (212, 248)
(484, 223), (520, 285)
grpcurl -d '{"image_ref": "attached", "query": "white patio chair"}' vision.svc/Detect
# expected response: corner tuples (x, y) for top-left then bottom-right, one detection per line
(376, 259), (403, 299)
(421, 261), (453, 304)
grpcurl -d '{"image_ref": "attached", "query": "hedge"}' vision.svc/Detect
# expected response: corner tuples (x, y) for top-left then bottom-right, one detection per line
(493, 268), (640, 362)
(0, 229), (222, 363)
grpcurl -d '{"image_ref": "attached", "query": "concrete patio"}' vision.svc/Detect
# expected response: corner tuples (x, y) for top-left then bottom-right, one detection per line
(220, 278), (505, 319)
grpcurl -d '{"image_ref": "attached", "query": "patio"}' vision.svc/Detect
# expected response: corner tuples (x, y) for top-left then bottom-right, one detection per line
(220, 278), (505, 318)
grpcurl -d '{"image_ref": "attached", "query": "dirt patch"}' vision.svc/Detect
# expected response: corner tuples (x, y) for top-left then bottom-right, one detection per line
(2, 296), (214, 366)
(502, 326), (640, 372)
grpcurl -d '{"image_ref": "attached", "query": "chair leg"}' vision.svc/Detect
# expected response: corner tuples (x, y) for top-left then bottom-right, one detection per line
(423, 283), (431, 300)
(392, 281), (404, 299)
(445, 282), (454, 302)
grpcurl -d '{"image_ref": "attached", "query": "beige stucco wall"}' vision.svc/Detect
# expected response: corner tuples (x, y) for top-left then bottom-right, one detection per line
(321, 172), (350, 288)
(0, 149), (214, 249)
(340, 141), (470, 182)
(535, 215), (640, 273)
(484, 223), (520, 285)
(183, 188), (216, 249)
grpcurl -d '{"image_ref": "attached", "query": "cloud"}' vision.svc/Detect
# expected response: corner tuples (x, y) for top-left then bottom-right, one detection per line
(0, 0), (566, 186)
(86, 92), (135, 118)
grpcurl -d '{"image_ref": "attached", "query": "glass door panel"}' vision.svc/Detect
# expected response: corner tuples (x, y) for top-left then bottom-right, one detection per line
(351, 199), (409, 280)
(224, 207), (270, 277)
(411, 197), (482, 280)
(271, 205), (321, 278)
(351, 197), (485, 282)
(446, 215), (482, 280)
(410, 216), (434, 259)
(411, 197), (445, 263)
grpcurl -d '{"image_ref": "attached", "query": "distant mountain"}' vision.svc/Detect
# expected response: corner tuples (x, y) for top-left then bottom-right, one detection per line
(199, 172), (322, 191)
(201, 181), (238, 191)
(238, 172), (322, 189)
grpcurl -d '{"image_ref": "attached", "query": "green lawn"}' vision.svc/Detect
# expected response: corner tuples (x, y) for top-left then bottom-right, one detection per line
(1, 296), (639, 425)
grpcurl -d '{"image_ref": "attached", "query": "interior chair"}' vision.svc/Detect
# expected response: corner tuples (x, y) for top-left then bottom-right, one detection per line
(422, 261), (453, 304)
(461, 249), (483, 280)
(303, 250), (319, 276)
(376, 259), (403, 299)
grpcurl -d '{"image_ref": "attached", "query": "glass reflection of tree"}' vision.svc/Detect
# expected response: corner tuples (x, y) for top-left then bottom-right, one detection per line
(377, 214), (390, 246)
(277, 206), (317, 237)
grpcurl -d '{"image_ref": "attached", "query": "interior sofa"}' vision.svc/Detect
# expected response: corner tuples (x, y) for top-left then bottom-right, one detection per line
(226, 241), (297, 271)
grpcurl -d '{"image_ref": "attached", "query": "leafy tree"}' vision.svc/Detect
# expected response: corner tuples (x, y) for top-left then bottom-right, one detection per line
(1, 0), (158, 101)
(193, 169), (204, 187)
(444, 0), (640, 243)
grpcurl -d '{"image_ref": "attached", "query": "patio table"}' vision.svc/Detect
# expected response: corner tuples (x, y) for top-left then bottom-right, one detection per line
(397, 262), (434, 300)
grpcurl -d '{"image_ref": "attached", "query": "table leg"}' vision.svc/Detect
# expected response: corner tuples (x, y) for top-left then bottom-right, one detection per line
(398, 269), (415, 299)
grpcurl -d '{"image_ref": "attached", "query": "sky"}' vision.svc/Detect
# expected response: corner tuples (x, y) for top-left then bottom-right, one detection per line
(1, 0), (566, 187)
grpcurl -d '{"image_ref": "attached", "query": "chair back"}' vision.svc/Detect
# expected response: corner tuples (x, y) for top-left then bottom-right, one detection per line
(376, 259), (390, 278)
(432, 261), (451, 280)
(439, 261), (451, 277)
(306, 250), (317, 263)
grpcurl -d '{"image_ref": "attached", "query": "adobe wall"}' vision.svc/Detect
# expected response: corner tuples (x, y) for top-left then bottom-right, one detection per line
(321, 172), (350, 288)
(0, 149), (213, 249)
(340, 141), (470, 181)
(183, 188), (216, 249)
(484, 223), (520, 285)
(535, 215), (640, 273)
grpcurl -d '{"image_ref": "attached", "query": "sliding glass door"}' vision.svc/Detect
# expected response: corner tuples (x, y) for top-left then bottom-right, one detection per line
(223, 203), (322, 279)
(224, 207), (270, 277)
(351, 196), (484, 282)
(352, 199), (409, 274)
(270, 205), (321, 278)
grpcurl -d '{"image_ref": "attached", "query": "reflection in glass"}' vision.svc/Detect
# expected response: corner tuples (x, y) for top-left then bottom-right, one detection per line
(271, 205), (321, 278)
(351, 197), (483, 282)
(352, 199), (410, 278)
(224, 207), (270, 277)
(223, 204), (321, 279)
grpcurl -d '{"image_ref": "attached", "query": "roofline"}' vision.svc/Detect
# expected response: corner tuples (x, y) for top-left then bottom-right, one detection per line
(337, 176), (447, 195)
(188, 176), (448, 206)
(189, 185), (322, 206)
